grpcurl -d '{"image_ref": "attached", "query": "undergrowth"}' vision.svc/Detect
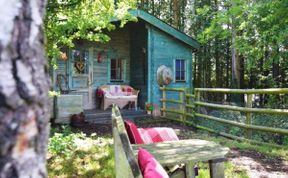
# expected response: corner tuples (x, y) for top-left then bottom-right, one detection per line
(47, 126), (114, 178)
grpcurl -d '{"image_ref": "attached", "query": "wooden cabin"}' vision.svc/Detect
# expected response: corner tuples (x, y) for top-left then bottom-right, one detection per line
(53, 10), (200, 113)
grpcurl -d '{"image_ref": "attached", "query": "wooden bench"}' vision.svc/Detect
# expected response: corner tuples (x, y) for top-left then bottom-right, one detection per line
(112, 105), (229, 178)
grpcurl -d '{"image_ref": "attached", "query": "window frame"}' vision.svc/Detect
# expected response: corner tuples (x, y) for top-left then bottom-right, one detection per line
(174, 59), (187, 82)
(110, 58), (124, 82)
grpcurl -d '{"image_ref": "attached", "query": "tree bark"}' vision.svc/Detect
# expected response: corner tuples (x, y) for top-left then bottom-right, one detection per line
(0, 0), (49, 177)
(172, 0), (181, 29)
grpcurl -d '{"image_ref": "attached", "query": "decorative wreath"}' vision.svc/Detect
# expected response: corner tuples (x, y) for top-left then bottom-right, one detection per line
(97, 51), (105, 63)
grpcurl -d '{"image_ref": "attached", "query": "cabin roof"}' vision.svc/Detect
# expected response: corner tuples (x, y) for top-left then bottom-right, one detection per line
(130, 9), (200, 49)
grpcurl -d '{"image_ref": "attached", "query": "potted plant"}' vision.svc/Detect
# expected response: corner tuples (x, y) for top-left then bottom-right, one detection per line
(145, 102), (154, 114)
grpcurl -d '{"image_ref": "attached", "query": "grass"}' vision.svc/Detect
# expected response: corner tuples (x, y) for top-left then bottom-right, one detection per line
(47, 126), (114, 178)
(47, 124), (287, 178)
(180, 129), (288, 160)
(196, 162), (249, 178)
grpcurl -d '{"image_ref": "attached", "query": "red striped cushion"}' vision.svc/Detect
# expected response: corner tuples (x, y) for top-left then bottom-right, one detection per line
(124, 120), (144, 144)
(138, 127), (179, 144)
(138, 148), (169, 178)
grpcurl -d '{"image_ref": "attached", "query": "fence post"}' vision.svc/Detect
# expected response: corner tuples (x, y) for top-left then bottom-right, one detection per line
(180, 89), (186, 125)
(245, 94), (253, 139)
(162, 86), (166, 117)
(195, 90), (201, 114)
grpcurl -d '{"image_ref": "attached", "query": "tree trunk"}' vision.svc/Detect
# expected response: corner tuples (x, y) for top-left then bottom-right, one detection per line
(172, 0), (181, 29)
(0, 0), (49, 177)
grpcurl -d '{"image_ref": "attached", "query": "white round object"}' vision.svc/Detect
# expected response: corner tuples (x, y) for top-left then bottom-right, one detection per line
(157, 65), (173, 86)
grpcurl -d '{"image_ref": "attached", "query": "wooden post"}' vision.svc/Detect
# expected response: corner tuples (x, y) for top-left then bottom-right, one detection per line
(209, 158), (225, 178)
(185, 162), (196, 178)
(245, 94), (253, 139)
(179, 90), (184, 123)
(195, 90), (201, 114)
(162, 86), (166, 117)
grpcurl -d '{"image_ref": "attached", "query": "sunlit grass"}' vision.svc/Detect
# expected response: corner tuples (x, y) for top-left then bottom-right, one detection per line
(182, 130), (288, 160)
(196, 162), (249, 178)
(47, 127), (114, 178)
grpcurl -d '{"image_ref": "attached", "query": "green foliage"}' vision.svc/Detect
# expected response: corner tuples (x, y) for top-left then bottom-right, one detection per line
(196, 110), (245, 136)
(197, 162), (249, 178)
(48, 126), (114, 177)
(45, 0), (137, 67)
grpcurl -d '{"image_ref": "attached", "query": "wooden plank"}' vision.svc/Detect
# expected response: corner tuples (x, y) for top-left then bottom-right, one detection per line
(185, 94), (195, 98)
(162, 116), (287, 149)
(162, 86), (166, 117)
(112, 105), (143, 178)
(195, 88), (288, 94)
(245, 94), (253, 139)
(160, 87), (185, 92)
(179, 91), (184, 121)
(132, 139), (229, 165)
(185, 162), (196, 178)
(160, 99), (183, 104)
(209, 159), (225, 178)
(195, 113), (288, 135)
(194, 101), (288, 115)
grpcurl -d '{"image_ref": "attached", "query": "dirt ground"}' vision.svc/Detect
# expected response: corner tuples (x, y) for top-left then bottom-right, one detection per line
(73, 120), (288, 178)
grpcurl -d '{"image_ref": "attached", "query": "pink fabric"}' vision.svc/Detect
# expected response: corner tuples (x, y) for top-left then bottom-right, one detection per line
(96, 89), (105, 97)
(138, 148), (169, 178)
(122, 86), (133, 96)
(110, 85), (121, 95)
(124, 120), (144, 144)
(138, 127), (179, 144)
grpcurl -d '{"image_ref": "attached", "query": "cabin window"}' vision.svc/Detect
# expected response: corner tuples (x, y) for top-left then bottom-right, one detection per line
(175, 59), (186, 82)
(110, 59), (124, 82)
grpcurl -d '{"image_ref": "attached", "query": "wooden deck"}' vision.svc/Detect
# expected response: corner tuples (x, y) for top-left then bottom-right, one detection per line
(84, 108), (150, 124)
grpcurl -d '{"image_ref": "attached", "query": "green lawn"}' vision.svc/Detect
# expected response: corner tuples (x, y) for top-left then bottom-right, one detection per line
(47, 126), (287, 178)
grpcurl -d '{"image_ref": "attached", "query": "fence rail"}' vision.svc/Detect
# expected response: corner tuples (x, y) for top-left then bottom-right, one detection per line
(160, 86), (288, 147)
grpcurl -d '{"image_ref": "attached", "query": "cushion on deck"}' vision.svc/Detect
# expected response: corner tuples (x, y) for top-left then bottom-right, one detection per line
(124, 120), (144, 144)
(138, 148), (169, 178)
(138, 127), (179, 144)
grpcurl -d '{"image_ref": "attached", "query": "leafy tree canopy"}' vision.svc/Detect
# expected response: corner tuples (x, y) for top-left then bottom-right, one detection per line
(45, 0), (137, 68)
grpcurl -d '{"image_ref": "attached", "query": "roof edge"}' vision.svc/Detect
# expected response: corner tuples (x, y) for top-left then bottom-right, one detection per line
(129, 9), (200, 49)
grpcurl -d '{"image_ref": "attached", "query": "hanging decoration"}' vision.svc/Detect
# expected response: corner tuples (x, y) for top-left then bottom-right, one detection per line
(60, 52), (68, 61)
(157, 65), (173, 86)
(97, 51), (106, 63)
(75, 60), (85, 73)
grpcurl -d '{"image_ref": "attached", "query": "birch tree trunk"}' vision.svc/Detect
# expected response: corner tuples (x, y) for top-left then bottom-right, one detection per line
(0, 0), (49, 177)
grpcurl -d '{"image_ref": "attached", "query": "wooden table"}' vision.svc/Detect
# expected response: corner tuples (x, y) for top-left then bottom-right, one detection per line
(132, 139), (229, 178)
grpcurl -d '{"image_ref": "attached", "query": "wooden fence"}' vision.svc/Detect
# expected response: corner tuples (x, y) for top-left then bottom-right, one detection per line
(160, 86), (288, 147)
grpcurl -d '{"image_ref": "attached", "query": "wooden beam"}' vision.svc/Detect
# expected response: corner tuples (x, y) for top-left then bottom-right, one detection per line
(195, 113), (288, 135)
(194, 101), (288, 115)
(194, 88), (288, 94)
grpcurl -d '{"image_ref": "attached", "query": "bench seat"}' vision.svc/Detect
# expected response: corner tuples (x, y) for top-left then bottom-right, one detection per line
(112, 105), (229, 178)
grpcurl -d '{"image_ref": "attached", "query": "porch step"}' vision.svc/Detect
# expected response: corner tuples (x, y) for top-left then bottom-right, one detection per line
(84, 109), (150, 124)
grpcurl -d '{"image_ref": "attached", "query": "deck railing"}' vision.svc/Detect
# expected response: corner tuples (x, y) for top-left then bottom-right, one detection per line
(160, 87), (288, 147)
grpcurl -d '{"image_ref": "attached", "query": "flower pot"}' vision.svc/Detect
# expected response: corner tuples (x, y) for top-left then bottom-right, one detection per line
(147, 110), (152, 115)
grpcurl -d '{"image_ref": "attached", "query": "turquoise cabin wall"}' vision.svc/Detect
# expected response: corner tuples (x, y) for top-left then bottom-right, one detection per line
(54, 21), (195, 110)
(55, 26), (131, 108)
(148, 26), (193, 109)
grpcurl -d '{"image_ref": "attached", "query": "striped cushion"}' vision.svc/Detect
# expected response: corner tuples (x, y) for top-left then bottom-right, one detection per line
(124, 120), (144, 144)
(138, 127), (179, 144)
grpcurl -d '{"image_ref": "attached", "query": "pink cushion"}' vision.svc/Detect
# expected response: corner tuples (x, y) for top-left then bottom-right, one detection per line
(138, 127), (179, 144)
(124, 120), (144, 144)
(110, 85), (121, 95)
(138, 148), (169, 178)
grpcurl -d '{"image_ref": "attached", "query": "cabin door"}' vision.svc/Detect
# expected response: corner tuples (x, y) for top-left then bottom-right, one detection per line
(69, 48), (94, 110)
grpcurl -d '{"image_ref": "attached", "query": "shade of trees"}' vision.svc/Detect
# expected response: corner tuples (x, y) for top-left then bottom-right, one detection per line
(45, 0), (137, 67)
(138, 0), (288, 96)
